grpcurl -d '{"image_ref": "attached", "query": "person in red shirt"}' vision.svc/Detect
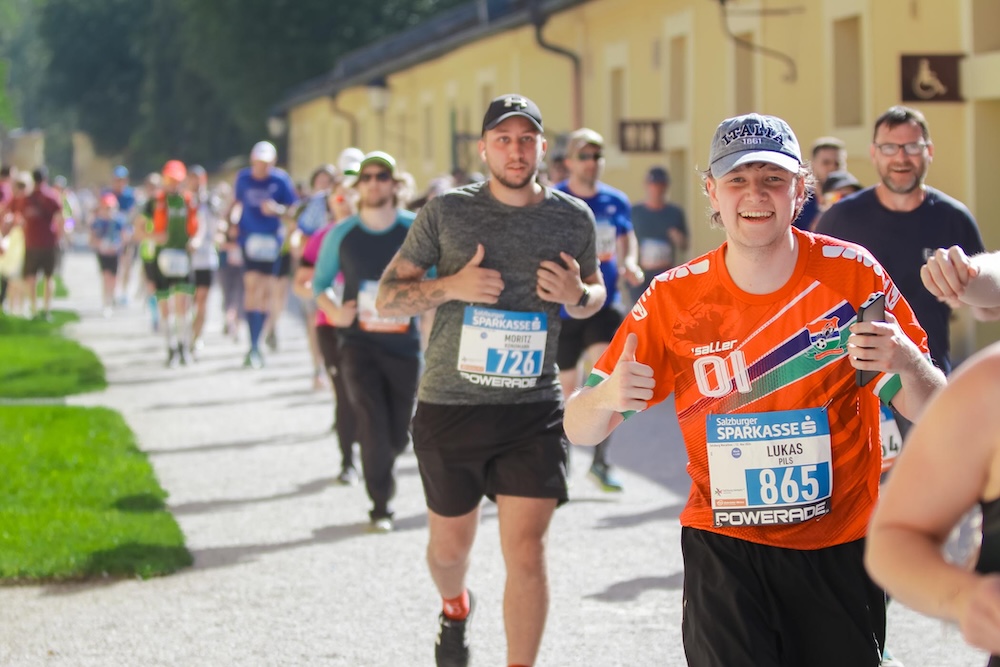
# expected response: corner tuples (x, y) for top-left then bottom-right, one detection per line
(0, 166), (21, 312)
(19, 167), (63, 320)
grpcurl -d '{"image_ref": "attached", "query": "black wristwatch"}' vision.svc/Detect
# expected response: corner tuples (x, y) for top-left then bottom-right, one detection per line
(575, 285), (591, 308)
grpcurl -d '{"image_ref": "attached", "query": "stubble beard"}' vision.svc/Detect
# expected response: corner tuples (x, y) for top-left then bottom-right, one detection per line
(362, 193), (392, 209)
(879, 163), (926, 195)
(490, 161), (536, 190)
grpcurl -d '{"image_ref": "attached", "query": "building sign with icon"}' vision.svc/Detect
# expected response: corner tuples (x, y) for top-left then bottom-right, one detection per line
(900, 54), (963, 102)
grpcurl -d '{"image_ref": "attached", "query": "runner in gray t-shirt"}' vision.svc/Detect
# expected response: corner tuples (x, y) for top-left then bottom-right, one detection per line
(376, 94), (607, 667)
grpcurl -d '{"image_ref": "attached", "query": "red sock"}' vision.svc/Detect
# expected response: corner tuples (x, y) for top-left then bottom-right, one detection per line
(442, 590), (470, 620)
(509, 664), (531, 667)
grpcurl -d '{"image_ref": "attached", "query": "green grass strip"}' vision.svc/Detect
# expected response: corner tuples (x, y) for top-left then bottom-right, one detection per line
(0, 311), (106, 398)
(0, 406), (192, 581)
(34, 273), (69, 298)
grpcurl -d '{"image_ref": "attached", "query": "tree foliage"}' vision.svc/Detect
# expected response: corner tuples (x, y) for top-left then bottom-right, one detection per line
(39, 0), (146, 156)
(12, 0), (468, 175)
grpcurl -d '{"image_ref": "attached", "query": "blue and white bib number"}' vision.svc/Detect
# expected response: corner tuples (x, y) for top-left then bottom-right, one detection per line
(457, 307), (546, 379)
(707, 407), (833, 527)
(596, 222), (617, 262)
(157, 248), (190, 278)
(880, 405), (903, 473)
(98, 239), (120, 256)
(639, 238), (673, 269)
(244, 233), (279, 262)
(357, 280), (410, 333)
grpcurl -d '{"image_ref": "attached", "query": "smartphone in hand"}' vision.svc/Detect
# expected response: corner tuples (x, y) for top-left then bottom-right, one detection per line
(856, 292), (886, 387)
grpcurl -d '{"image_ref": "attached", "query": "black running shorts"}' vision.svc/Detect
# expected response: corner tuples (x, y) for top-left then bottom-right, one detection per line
(97, 254), (119, 275)
(193, 269), (213, 288)
(681, 527), (886, 667)
(23, 247), (57, 279)
(556, 305), (624, 370)
(143, 259), (159, 284)
(412, 401), (569, 517)
(276, 252), (292, 278)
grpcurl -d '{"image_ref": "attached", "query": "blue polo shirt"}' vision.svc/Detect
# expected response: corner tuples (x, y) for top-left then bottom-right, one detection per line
(556, 180), (632, 308)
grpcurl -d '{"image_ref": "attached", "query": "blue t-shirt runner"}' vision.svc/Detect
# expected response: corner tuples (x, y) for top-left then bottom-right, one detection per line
(233, 166), (297, 268)
(555, 180), (632, 310)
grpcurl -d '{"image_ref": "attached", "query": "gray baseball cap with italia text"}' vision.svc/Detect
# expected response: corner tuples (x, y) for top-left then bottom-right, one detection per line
(709, 113), (802, 178)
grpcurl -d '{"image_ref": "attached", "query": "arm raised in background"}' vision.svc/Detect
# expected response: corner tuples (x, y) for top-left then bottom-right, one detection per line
(617, 230), (644, 287)
(921, 246), (1000, 321)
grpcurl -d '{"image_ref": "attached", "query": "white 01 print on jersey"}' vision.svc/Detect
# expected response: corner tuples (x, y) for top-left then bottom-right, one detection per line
(694, 351), (752, 398)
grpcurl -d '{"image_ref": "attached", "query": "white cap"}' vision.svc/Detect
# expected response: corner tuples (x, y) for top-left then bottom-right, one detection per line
(337, 147), (365, 176)
(250, 141), (277, 163)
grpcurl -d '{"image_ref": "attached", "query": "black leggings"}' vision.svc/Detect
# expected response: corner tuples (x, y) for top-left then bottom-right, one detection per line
(315, 325), (357, 470)
(339, 341), (420, 520)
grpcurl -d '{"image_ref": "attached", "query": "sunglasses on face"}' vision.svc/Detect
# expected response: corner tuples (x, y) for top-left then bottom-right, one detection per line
(576, 152), (603, 162)
(358, 171), (393, 183)
(874, 142), (928, 157)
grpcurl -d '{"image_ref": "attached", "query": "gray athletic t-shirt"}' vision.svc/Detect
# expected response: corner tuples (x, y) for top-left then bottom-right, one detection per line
(399, 181), (598, 405)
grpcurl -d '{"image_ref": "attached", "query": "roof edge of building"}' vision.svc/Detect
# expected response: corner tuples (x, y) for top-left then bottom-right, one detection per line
(270, 0), (589, 116)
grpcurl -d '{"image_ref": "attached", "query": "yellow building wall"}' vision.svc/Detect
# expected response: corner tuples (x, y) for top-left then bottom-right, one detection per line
(282, 0), (1000, 353)
(71, 132), (119, 189)
(2, 129), (45, 174)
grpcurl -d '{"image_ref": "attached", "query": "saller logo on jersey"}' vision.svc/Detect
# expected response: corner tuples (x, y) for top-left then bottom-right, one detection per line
(805, 316), (845, 361)
(692, 339), (737, 356)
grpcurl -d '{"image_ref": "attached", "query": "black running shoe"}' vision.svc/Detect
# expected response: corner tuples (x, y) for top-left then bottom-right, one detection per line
(435, 591), (474, 667)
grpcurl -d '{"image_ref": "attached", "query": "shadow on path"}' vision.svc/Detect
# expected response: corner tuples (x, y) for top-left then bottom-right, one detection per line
(583, 571), (684, 602)
(170, 477), (335, 515)
(151, 429), (333, 456)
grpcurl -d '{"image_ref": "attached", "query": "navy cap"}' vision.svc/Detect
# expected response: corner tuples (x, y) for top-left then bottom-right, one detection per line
(646, 166), (670, 184)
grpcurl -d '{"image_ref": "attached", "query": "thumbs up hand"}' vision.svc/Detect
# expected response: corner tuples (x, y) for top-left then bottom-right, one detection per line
(450, 243), (505, 304)
(607, 333), (655, 412)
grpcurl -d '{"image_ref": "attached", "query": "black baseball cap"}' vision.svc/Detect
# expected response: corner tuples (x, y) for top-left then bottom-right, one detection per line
(822, 170), (862, 195)
(482, 94), (543, 134)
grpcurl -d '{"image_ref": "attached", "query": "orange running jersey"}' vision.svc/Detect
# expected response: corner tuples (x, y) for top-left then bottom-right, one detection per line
(586, 228), (930, 550)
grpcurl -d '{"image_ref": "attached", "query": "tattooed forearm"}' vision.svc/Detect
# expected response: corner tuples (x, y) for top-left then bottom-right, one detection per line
(380, 282), (448, 316)
(377, 255), (450, 316)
